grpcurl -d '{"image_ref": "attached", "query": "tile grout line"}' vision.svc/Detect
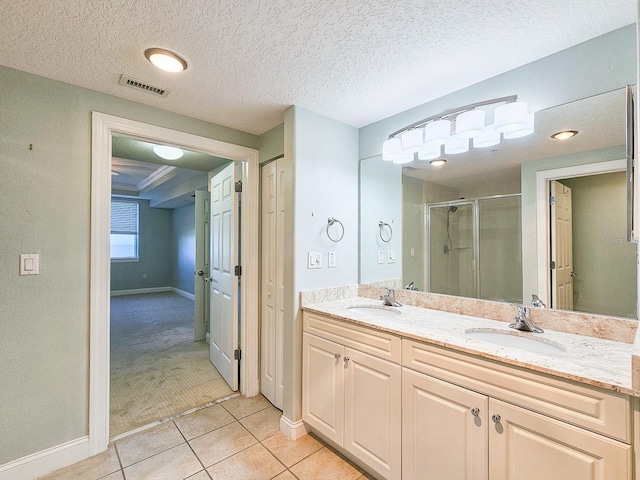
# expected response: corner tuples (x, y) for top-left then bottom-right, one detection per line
(177, 419), (213, 479)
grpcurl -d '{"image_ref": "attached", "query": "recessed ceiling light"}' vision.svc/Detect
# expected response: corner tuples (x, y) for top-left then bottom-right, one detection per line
(144, 48), (187, 72)
(430, 159), (447, 167)
(551, 130), (579, 140)
(153, 145), (184, 160)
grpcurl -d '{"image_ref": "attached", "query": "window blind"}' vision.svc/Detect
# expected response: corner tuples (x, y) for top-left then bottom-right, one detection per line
(111, 201), (139, 235)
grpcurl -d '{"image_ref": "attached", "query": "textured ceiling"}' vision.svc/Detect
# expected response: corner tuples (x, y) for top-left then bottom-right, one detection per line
(1, 1), (636, 134)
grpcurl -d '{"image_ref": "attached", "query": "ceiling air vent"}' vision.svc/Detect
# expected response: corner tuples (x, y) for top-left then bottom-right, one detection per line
(118, 74), (171, 97)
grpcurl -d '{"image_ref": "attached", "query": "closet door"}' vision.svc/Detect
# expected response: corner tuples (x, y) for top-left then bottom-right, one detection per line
(260, 158), (285, 408)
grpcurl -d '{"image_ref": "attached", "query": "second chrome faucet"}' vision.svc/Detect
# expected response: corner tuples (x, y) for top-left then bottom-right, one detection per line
(381, 288), (402, 307)
(509, 306), (544, 333)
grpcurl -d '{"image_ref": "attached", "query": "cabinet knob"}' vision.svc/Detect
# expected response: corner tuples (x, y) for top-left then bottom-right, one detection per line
(470, 408), (480, 417)
(491, 414), (501, 424)
(334, 353), (341, 359)
(343, 356), (350, 364)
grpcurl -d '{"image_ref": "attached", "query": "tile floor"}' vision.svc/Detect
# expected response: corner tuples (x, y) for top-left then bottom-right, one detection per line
(40, 395), (373, 480)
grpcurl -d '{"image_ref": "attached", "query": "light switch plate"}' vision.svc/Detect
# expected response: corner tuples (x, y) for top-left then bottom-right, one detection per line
(20, 254), (39, 275)
(377, 251), (384, 264)
(328, 251), (336, 268)
(387, 250), (397, 263)
(308, 252), (322, 269)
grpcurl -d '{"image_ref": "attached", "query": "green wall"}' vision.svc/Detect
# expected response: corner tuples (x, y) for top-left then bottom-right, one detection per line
(0, 65), (258, 465)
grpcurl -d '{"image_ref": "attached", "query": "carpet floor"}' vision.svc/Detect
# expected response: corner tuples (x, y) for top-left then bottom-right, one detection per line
(110, 291), (233, 436)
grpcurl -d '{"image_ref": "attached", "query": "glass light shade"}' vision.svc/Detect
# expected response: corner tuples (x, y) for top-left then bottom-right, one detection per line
(503, 113), (535, 139)
(430, 159), (446, 167)
(144, 48), (187, 72)
(473, 124), (501, 148)
(424, 119), (451, 146)
(418, 144), (441, 160)
(393, 151), (415, 164)
(153, 145), (184, 160)
(455, 109), (485, 139)
(494, 101), (528, 133)
(382, 137), (402, 161)
(401, 129), (423, 153)
(444, 136), (469, 155)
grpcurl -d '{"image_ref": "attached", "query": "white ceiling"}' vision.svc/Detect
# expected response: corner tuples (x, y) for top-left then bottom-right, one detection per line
(1, 1), (636, 135)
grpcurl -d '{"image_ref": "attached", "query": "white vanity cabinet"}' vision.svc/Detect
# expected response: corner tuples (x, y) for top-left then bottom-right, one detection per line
(403, 339), (632, 480)
(302, 312), (403, 480)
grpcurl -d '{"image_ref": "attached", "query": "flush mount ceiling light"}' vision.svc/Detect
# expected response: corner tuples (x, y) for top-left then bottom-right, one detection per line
(144, 48), (188, 72)
(153, 145), (184, 160)
(429, 159), (447, 167)
(551, 130), (579, 140)
(111, 171), (119, 176)
(382, 95), (534, 164)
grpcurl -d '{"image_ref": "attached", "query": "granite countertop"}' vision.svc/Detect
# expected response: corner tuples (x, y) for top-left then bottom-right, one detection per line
(302, 297), (637, 396)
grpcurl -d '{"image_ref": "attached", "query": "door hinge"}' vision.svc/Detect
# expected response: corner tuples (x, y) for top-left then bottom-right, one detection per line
(550, 260), (556, 269)
(235, 180), (242, 193)
(549, 195), (555, 206)
(234, 349), (241, 360)
(234, 265), (242, 276)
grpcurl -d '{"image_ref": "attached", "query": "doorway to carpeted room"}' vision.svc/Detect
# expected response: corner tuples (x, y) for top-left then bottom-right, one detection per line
(109, 291), (233, 436)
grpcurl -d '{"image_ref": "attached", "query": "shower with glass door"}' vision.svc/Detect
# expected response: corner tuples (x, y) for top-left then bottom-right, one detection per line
(427, 194), (522, 303)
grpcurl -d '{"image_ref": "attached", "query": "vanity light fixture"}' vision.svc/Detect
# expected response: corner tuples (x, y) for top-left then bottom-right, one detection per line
(144, 48), (188, 73)
(429, 159), (447, 167)
(382, 95), (534, 163)
(551, 130), (579, 140)
(153, 145), (184, 160)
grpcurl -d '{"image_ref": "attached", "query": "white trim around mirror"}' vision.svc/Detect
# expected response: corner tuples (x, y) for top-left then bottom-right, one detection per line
(535, 159), (627, 308)
(90, 112), (260, 455)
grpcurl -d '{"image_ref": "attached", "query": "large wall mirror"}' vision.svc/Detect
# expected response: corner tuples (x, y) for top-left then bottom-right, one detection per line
(359, 28), (638, 319)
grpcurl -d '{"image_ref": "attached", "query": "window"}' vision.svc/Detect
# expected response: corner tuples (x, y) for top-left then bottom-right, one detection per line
(111, 199), (139, 260)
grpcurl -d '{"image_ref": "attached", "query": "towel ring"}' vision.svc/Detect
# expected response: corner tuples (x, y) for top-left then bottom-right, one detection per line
(379, 221), (392, 243)
(327, 217), (345, 242)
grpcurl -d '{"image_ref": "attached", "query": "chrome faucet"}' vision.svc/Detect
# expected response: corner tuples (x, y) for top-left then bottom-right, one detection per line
(531, 294), (546, 308)
(381, 288), (402, 307)
(509, 306), (544, 333)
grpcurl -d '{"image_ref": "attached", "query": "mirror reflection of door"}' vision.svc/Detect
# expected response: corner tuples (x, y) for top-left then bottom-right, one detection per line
(550, 180), (574, 310)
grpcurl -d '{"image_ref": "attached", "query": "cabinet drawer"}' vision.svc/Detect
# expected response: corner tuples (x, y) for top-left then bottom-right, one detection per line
(403, 339), (631, 443)
(303, 312), (402, 364)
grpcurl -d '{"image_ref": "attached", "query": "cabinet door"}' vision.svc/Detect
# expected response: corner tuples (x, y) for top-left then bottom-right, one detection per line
(489, 398), (632, 480)
(344, 348), (402, 480)
(302, 333), (344, 445)
(402, 368), (489, 480)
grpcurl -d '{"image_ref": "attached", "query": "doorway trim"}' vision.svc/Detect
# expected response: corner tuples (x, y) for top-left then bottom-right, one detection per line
(89, 112), (260, 455)
(535, 159), (625, 306)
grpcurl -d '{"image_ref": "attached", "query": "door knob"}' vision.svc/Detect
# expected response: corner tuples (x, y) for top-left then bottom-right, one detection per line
(343, 356), (350, 364)
(470, 408), (480, 417)
(491, 414), (501, 423)
(197, 270), (205, 276)
(334, 353), (341, 359)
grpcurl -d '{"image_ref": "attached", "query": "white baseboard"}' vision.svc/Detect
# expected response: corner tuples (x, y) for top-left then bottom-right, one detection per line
(171, 287), (195, 300)
(110, 287), (172, 297)
(0, 437), (90, 480)
(280, 415), (307, 440)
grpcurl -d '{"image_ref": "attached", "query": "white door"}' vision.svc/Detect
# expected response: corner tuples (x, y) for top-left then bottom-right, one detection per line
(194, 190), (210, 342)
(260, 158), (284, 408)
(209, 163), (239, 391)
(550, 181), (574, 310)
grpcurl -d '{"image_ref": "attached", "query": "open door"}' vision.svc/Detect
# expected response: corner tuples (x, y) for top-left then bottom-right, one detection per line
(194, 190), (211, 342)
(209, 163), (239, 391)
(550, 180), (574, 310)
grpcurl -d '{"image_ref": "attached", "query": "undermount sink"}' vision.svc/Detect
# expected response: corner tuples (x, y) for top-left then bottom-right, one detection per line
(347, 306), (401, 317)
(465, 328), (566, 354)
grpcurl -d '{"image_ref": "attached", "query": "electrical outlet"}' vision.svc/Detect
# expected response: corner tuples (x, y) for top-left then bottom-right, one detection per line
(410, 247), (415, 257)
(387, 250), (396, 263)
(308, 252), (322, 269)
(377, 251), (384, 264)
(328, 251), (336, 268)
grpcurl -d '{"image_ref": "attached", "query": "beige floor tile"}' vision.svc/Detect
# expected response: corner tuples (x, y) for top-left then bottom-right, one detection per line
(175, 403), (236, 440)
(206, 443), (285, 480)
(123, 443), (202, 480)
(239, 406), (282, 441)
(262, 432), (323, 468)
(290, 447), (362, 480)
(271, 471), (297, 480)
(116, 422), (185, 467)
(189, 421), (257, 467)
(98, 472), (124, 480)
(221, 394), (272, 419)
(38, 444), (120, 480)
(185, 471), (212, 480)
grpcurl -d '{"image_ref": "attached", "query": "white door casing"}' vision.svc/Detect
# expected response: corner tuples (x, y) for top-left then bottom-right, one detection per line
(90, 112), (259, 455)
(260, 158), (285, 408)
(209, 163), (239, 390)
(194, 190), (211, 342)
(550, 181), (574, 310)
